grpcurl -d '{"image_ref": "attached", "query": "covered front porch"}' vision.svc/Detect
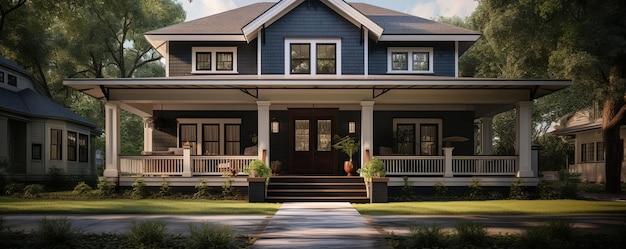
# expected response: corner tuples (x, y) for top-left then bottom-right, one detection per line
(64, 76), (568, 188)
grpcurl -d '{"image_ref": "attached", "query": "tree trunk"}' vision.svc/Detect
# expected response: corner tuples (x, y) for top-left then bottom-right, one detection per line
(603, 63), (626, 193)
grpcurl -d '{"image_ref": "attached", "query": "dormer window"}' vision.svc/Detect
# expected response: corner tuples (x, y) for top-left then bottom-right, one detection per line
(387, 47), (434, 74)
(285, 39), (341, 75)
(191, 47), (238, 74)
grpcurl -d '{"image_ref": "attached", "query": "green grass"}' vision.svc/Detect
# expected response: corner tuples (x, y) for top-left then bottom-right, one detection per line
(354, 200), (626, 216)
(0, 197), (280, 215)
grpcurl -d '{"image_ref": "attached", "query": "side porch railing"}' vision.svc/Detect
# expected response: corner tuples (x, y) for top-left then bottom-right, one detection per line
(120, 155), (257, 177)
(378, 154), (518, 177)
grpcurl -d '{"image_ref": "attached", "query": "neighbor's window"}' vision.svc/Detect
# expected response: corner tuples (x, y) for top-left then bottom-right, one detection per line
(32, 144), (42, 160)
(286, 39), (341, 75)
(191, 47), (237, 73)
(0, 71), (4, 83)
(79, 134), (89, 162)
(67, 131), (77, 161)
(596, 142), (605, 161)
(8, 74), (17, 86)
(51, 129), (62, 160)
(581, 143), (594, 162)
(387, 47), (434, 73)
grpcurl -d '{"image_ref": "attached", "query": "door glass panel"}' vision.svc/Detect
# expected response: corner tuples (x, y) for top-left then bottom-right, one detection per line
(420, 124), (438, 155)
(317, 120), (332, 151)
(295, 120), (309, 151)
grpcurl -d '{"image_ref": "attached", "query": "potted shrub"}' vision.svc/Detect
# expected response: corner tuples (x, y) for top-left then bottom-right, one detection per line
(358, 157), (389, 203)
(245, 159), (271, 202)
(270, 160), (282, 176)
(332, 135), (360, 176)
(244, 159), (271, 178)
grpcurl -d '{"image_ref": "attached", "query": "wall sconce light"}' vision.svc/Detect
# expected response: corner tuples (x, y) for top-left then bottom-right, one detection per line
(348, 121), (356, 133)
(271, 118), (279, 133)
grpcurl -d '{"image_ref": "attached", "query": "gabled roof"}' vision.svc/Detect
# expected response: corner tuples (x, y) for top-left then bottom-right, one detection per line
(0, 87), (98, 129)
(145, 1), (480, 52)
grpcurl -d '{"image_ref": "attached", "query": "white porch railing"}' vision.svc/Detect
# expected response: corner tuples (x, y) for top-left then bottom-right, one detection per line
(377, 155), (519, 177)
(452, 156), (518, 176)
(119, 155), (257, 176)
(192, 156), (257, 175)
(378, 156), (445, 175)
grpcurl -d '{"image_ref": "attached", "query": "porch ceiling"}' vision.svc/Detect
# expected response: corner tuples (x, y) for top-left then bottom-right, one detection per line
(64, 75), (569, 117)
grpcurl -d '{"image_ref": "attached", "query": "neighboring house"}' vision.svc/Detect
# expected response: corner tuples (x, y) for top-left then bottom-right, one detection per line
(551, 108), (626, 182)
(64, 0), (569, 193)
(0, 55), (100, 181)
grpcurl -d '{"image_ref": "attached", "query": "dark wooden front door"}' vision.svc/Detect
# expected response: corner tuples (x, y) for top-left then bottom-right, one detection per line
(289, 109), (338, 175)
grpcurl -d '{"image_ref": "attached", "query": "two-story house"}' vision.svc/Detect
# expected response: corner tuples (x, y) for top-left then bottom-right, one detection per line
(0, 55), (99, 182)
(64, 0), (569, 201)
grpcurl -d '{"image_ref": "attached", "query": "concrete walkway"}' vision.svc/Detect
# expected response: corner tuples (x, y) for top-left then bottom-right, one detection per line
(252, 202), (390, 249)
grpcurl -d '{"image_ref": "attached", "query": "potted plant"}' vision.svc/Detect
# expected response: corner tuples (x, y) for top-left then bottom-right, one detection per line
(270, 160), (282, 175)
(332, 135), (360, 176)
(245, 159), (271, 202)
(358, 157), (388, 203)
(244, 159), (271, 178)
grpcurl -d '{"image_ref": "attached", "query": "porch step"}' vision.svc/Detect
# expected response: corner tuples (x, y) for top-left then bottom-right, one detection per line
(266, 176), (368, 203)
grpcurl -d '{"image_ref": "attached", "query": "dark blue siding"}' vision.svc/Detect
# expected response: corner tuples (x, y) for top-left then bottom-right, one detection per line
(262, 2), (364, 75)
(169, 41), (257, 76)
(369, 41), (456, 76)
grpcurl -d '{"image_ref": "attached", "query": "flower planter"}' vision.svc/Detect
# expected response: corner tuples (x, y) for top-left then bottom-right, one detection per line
(247, 177), (266, 203)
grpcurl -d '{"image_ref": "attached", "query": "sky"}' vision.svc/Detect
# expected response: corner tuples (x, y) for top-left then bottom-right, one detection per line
(181, 0), (478, 22)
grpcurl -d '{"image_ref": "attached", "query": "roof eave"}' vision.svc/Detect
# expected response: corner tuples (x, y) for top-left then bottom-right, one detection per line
(379, 34), (481, 42)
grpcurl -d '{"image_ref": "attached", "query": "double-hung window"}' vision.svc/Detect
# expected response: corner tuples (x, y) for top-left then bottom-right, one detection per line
(191, 47), (237, 74)
(387, 47), (434, 74)
(51, 129), (62, 160)
(79, 134), (89, 162)
(178, 119), (242, 155)
(67, 131), (77, 161)
(285, 39), (341, 75)
(393, 119), (442, 155)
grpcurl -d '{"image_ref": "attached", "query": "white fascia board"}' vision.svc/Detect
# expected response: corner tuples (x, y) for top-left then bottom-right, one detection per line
(379, 34), (481, 42)
(322, 0), (384, 39)
(242, 0), (304, 42)
(144, 35), (167, 57)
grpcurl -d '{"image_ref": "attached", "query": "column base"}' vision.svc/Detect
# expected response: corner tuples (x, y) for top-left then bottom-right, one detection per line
(103, 168), (119, 178)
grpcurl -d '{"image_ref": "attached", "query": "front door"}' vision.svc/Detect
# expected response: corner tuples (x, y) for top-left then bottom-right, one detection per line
(289, 109), (338, 175)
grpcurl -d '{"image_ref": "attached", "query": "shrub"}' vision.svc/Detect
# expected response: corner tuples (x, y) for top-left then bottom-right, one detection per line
(187, 222), (238, 249)
(130, 178), (147, 199)
(128, 220), (168, 248)
(433, 181), (451, 197)
(358, 157), (386, 177)
(516, 220), (575, 249)
(33, 218), (79, 248)
(538, 180), (556, 200)
(73, 181), (93, 196)
(488, 191), (504, 200)
(46, 167), (68, 191)
(157, 179), (171, 197)
(509, 179), (528, 200)
(96, 178), (115, 197)
(244, 159), (271, 178)
(455, 221), (488, 246)
(193, 180), (212, 199)
(559, 170), (580, 199)
(407, 224), (449, 249)
(398, 176), (415, 201)
(23, 184), (44, 198)
(221, 179), (237, 198)
(4, 182), (24, 196)
(466, 178), (484, 200)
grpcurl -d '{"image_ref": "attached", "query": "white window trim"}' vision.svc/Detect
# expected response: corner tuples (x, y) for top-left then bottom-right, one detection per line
(177, 118), (242, 155)
(191, 47), (238, 74)
(284, 38), (342, 75)
(387, 47), (434, 74)
(392, 118), (443, 156)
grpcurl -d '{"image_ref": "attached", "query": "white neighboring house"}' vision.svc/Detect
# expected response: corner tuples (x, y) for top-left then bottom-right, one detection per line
(0, 55), (100, 181)
(551, 108), (626, 182)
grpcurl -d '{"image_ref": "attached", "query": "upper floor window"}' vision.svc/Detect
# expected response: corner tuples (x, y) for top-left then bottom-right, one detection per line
(8, 74), (17, 86)
(285, 38), (341, 75)
(191, 47), (237, 74)
(387, 47), (434, 74)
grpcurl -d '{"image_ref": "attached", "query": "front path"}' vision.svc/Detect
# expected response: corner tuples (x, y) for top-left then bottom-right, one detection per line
(252, 202), (391, 249)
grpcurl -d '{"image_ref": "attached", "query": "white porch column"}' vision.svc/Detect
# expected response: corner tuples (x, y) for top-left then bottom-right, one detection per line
(480, 117), (493, 155)
(360, 101), (375, 170)
(257, 101), (271, 164)
(143, 117), (153, 152)
(182, 143), (192, 177)
(104, 102), (120, 178)
(443, 147), (454, 177)
(515, 101), (534, 177)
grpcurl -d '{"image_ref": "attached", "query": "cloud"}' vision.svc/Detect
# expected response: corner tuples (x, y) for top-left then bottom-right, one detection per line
(182, 0), (238, 21)
(410, 0), (478, 19)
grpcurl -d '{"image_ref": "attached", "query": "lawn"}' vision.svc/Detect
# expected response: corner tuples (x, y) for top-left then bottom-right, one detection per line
(354, 200), (626, 216)
(0, 197), (280, 215)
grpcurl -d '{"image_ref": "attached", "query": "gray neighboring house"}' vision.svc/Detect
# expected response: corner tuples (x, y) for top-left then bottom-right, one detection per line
(0, 55), (100, 181)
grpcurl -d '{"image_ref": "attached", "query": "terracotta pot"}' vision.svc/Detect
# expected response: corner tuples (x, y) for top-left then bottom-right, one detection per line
(344, 161), (354, 176)
(271, 164), (281, 176)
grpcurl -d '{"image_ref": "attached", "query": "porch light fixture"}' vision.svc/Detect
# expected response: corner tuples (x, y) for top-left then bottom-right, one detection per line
(271, 118), (279, 133)
(348, 121), (356, 134)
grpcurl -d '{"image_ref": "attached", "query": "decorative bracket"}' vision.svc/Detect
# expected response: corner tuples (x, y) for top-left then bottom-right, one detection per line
(372, 88), (391, 98)
(99, 85), (110, 101)
(240, 88), (259, 99)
